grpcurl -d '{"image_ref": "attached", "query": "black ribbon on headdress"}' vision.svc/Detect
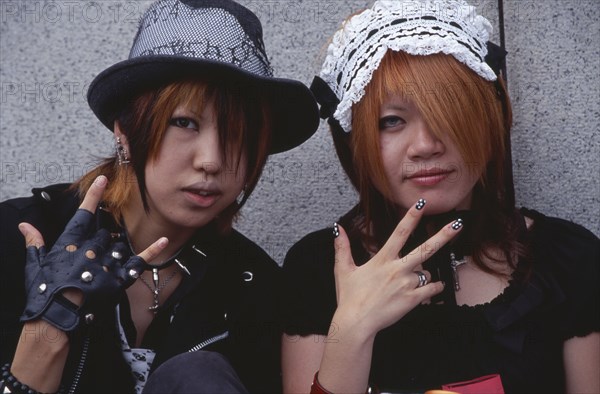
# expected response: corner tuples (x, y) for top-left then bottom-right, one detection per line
(310, 76), (345, 134)
(485, 41), (508, 77)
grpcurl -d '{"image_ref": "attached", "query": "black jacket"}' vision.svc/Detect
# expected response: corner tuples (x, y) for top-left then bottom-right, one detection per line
(0, 184), (282, 393)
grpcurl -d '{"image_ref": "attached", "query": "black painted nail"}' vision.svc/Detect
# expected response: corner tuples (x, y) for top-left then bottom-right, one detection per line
(415, 198), (426, 210)
(451, 218), (463, 230)
(333, 222), (340, 238)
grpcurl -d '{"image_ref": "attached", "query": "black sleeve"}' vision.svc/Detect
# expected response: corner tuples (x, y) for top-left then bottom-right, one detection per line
(281, 228), (338, 336)
(225, 232), (284, 394)
(0, 185), (77, 365)
(0, 200), (28, 365)
(526, 209), (600, 340)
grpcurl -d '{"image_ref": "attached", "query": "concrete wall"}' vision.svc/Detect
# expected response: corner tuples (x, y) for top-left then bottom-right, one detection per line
(1, 0), (598, 264)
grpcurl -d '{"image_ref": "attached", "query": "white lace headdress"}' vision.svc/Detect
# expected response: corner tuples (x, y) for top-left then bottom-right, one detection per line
(319, 0), (497, 133)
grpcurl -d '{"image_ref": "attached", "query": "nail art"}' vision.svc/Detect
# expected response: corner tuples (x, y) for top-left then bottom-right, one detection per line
(451, 218), (463, 230)
(333, 222), (340, 238)
(415, 198), (426, 210)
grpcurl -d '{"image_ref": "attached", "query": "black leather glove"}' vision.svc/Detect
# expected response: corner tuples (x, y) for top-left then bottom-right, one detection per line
(20, 209), (145, 332)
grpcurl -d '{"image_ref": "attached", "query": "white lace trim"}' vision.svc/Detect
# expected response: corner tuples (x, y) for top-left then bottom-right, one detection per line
(320, 0), (496, 133)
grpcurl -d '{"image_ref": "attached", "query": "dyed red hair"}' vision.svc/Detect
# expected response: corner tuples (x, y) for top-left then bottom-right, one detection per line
(75, 78), (271, 233)
(333, 51), (524, 276)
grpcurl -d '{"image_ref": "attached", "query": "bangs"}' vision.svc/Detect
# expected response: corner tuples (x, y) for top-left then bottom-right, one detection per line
(372, 51), (502, 169)
(95, 77), (271, 229)
(147, 79), (269, 176)
(352, 51), (506, 201)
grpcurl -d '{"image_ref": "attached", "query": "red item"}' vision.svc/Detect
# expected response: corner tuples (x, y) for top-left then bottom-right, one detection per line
(442, 374), (505, 394)
(310, 372), (334, 394)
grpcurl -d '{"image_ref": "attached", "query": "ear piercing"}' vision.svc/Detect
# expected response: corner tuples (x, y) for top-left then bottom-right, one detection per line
(416, 198), (426, 210)
(116, 137), (130, 165)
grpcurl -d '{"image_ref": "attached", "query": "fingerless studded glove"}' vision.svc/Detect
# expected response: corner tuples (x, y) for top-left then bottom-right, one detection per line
(20, 209), (145, 332)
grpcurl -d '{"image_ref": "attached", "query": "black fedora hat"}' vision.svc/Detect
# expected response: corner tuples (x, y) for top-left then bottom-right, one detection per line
(87, 0), (319, 154)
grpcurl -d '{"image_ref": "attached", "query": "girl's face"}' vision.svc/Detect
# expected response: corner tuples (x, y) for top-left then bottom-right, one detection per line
(375, 94), (481, 214)
(143, 100), (246, 230)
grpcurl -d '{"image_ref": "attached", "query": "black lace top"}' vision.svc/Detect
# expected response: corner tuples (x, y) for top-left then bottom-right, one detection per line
(282, 208), (599, 393)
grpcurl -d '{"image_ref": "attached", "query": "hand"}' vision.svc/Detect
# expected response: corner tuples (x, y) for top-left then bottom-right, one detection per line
(332, 200), (462, 336)
(19, 175), (168, 332)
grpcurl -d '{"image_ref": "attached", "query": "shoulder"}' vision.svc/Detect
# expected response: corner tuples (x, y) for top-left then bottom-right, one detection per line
(1, 184), (78, 245)
(222, 229), (281, 285)
(226, 229), (278, 267)
(281, 228), (338, 335)
(283, 227), (336, 284)
(522, 208), (600, 337)
(522, 207), (599, 267)
(285, 228), (335, 266)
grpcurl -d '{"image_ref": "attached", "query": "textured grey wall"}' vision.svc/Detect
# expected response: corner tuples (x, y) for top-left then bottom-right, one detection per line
(1, 1), (598, 265)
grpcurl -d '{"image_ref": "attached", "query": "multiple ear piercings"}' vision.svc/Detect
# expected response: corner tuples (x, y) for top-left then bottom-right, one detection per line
(116, 137), (130, 165)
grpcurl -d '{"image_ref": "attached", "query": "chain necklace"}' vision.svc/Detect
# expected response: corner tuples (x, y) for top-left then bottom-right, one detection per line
(138, 267), (179, 313)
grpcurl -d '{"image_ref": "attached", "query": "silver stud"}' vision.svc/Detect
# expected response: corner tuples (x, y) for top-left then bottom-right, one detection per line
(38, 283), (47, 293)
(85, 313), (95, 324)
(40, 191), (51, 201)
(128, 269), (139, 279)
(111, 251), (123, 260)
(224, 312), (228, 321)
(81, 271), (93, 282)
(192, 245), (207, 257)
(242, 271), (253, 282)
(175, 259), (190, 276)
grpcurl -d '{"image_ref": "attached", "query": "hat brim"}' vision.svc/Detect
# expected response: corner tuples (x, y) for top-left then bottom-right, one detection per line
(87, 56), (319, 154)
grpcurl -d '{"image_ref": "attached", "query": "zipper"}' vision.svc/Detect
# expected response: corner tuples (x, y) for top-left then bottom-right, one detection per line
(187, 331), (229, 352)
(68, 335), (90, 394)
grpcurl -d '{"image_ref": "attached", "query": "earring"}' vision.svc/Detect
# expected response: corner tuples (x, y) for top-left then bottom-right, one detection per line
(236, 185), (248, 205)
(116, 137), (130, 165)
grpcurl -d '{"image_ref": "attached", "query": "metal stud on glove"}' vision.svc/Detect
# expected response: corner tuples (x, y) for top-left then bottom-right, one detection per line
(20, 208), (146, 332)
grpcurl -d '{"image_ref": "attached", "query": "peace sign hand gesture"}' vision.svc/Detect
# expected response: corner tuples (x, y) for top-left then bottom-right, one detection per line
(332, 199), (463, 335)
(19, 176), (167, 332)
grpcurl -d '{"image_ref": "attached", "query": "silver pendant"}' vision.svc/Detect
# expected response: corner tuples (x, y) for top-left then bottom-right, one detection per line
(450, 252), (466, 291)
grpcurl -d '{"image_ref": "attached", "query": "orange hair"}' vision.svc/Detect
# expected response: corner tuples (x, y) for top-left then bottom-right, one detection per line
(75, 78), (271, 233)
(333, 51), (523, 275)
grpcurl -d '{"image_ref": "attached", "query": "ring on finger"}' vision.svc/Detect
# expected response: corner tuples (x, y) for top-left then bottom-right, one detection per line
(415, 271), (428, 288)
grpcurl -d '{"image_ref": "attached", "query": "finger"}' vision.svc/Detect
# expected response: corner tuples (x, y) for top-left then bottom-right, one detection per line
(102, 241), (130, 272)
(137, 237), (169, 263)
(413, 270), (432, 289)
(333, 223), (356, 275)
(79, 175), (108, 213)
(378, 199), (426, 260)
(121, 256), (146, 286)
(18, 222), (46, 249)
(413, 281), (444, 301)
(60, 209), (95, 245)
(86, 228), (112, 254)
(401, 219), (463, 270)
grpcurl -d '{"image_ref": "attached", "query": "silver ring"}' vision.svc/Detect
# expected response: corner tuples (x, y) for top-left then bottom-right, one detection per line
(415, 271), (428, 288)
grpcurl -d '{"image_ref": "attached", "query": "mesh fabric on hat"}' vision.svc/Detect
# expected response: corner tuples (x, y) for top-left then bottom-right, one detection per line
(130, 0), (273, 77)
